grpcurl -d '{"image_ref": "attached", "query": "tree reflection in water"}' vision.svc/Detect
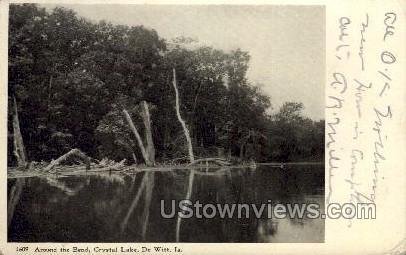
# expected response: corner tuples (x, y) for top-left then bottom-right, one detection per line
(7, 165), (324, 242)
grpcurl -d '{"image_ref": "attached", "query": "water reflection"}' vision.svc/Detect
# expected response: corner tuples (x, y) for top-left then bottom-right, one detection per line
(8, 165), (324, 242)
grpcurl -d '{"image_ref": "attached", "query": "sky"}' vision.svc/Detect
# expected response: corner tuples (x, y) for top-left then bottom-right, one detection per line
(43, 4), (325, 120)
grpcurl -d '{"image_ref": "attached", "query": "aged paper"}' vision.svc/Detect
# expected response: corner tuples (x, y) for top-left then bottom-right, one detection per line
(0, 0), (404, 254)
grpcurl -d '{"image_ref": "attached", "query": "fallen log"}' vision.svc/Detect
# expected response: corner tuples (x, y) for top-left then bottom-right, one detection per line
(43, 148), (91, 172)
(7, 161), (267, 179)
(187, 158), (232, 166)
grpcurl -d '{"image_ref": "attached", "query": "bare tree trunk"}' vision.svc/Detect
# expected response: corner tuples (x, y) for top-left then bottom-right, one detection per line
(172, 69), (195, 163)
(240, 143), (245, 159)
(239, 131), (252, 159)
(12, 97), (27, 167)
(123, 109), (152, 166)
(140, 101), (155, 164)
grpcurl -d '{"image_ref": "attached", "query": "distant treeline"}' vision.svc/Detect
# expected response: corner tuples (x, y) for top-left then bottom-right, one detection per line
(8, 4), (324, 165)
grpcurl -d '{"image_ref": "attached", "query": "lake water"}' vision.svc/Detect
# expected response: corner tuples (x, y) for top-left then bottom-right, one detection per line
(7, 164), (324, 242)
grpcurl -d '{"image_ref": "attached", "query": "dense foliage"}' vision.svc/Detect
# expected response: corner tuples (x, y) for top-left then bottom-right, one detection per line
(8, 4), (324, 165)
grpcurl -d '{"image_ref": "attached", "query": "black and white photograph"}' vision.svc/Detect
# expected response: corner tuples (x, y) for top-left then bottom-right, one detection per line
(7, 4), (325, 243)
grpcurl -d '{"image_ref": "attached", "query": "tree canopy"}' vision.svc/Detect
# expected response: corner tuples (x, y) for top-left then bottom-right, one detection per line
(8, 4), (324, 166)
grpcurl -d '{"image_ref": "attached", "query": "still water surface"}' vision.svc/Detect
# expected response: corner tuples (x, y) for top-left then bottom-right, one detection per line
(8, 165), (324, 242)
